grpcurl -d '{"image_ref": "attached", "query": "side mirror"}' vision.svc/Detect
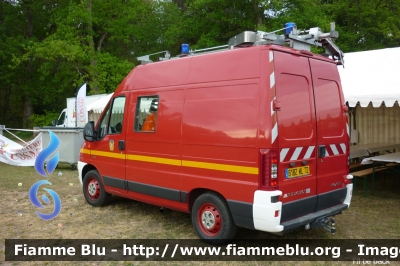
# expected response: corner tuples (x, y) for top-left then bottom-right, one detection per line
(52, 119), (56, 126)
(84, 121), (95, 142)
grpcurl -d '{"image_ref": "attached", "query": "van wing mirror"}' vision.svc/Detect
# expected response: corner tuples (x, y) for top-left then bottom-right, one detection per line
(51, 119), (56, 126)
(84, 121), (95, 142)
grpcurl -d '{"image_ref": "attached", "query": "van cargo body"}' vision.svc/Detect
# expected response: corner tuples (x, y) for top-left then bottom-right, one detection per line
(78, 40), (352, 243)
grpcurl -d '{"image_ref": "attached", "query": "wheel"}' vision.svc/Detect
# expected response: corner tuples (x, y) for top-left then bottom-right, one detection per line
(191, 192), (237, 245)
(82, 170), (112, 207)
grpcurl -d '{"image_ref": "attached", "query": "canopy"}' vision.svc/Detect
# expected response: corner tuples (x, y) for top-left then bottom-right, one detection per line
(338, 47), (400, 107)
(87, 93), (113, 113)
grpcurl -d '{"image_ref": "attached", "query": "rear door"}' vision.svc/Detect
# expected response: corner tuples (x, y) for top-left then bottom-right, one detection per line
(273, 51), (318, 221)
(309, 59), (348, 207)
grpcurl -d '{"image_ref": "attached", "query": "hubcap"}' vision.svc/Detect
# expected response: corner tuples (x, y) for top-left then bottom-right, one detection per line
(88, 182), (97, 196)
(86, 178), (100, 200)
(198, 203), (222, 236)
(202, 211), (215, 229)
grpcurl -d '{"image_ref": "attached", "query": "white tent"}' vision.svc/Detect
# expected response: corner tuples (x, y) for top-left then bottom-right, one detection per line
(87, 93), (114, 113)
(338, 47), (400, 145)
(338, 47), (400, 107)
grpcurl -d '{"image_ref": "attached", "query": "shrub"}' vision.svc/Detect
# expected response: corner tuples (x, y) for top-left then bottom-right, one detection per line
(28, 110), (59, 128)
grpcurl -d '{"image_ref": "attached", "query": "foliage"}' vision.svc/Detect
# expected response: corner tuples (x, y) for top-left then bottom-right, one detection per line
(27, 110), (60, 128)
(0, 0), (399, 128)
(323, 0), (400, 52)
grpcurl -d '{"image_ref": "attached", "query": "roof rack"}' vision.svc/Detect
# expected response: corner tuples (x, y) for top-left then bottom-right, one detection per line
(229, 22), (343, 65)
(137, 50), (171, 64)
(137, 22), (344, 66)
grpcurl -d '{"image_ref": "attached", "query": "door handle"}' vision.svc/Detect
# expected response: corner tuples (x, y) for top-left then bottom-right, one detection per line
(319, 145), (326, 158)
(118, 140), (125, 151)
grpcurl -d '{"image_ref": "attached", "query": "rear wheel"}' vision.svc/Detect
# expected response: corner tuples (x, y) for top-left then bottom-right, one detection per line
(83, 170), (111, 206)
(191, 192), (237, 245)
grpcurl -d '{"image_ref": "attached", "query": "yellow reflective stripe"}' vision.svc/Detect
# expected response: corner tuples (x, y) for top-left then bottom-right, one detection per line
(91, 150), (126, 159)
(126, 154), (181, 166)
(80, 148), (91, 155)
(182, 160), (258, 175)
(86, 150), (258, 175)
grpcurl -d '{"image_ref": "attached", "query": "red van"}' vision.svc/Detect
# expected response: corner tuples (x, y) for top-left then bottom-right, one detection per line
(78, 25), (353, 243)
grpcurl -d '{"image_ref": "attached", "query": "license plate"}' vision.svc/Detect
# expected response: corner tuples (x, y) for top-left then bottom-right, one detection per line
(285, 166), (310, 179)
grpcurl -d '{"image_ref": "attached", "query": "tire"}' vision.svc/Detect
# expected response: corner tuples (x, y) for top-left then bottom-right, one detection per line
(82, 170), (112, 207)
(191, 192), (237, 245)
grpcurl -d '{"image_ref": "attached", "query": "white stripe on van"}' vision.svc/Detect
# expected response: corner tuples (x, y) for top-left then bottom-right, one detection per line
(340, 143), (346, 154)
(280, 148), (290, 162)
(271, 123), (278, 144)
(304, 146), (315, 159)
(290, 147), (303, 161)
(330, 144), (339, 155)
(270, 72), (275, 89)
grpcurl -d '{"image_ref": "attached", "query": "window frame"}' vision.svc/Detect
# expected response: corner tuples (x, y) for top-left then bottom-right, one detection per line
(134, 95), (159, 133)
(96, 96), (126, 139)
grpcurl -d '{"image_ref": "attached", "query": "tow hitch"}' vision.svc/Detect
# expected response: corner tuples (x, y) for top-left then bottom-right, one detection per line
(308, 216), (336, 235)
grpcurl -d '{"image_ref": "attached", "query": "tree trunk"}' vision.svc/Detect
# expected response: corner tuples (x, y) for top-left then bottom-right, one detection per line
(23, 96), (33, 128)
(23, 2), (34, 127)
(254, 0), (262, 28)
(88, 0), (99, 94)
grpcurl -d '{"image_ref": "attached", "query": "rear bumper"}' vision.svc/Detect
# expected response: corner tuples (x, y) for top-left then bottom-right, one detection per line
(251, 184), (352, 233)
(253, 190), (284, 232)
(280, 203), (348, 232)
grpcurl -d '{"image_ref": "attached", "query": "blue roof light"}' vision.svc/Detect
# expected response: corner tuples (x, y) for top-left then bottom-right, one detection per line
(181, 44), (190, 55)
(284, 22), (296, 35)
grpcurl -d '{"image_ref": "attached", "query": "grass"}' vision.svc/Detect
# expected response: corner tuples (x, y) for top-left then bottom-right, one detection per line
(0, 163), (399, 266)
(2, 131), (36, 143)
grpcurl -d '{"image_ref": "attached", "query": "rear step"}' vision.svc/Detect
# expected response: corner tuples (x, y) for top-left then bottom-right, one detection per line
(280, 204), (348, 233)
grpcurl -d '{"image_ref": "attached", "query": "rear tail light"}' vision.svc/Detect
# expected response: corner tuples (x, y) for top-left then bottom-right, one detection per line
(260, 149), (279, 190)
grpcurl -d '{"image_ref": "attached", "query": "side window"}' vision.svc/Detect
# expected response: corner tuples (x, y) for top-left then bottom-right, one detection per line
(57, 111), (66, 126)
(134, 96), (159, 132)
(98, 103), (111, 139)
(98, 96), (126, 138)
(109, 97), (125, 134)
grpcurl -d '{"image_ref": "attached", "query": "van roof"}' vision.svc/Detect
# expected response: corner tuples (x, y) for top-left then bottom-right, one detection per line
(118, 44), (335, 93)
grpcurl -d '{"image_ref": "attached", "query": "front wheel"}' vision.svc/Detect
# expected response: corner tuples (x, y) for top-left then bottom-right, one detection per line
(82, 170), (112, 207)
(191, 192), (237, 245)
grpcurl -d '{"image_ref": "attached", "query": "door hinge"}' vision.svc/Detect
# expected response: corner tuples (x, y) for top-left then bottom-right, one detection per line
(273, 100), (281, 111)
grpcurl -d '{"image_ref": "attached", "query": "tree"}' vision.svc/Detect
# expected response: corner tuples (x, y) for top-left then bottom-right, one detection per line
(1, 0), (59, 127)
(1, 0), (399, 128)
(324, 0), (400, 52)
(182, 0), (267, 48)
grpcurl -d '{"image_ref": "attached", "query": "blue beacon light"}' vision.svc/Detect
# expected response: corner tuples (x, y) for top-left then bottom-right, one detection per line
(181, 44), (190, 55)
(284, 22), (296, 35)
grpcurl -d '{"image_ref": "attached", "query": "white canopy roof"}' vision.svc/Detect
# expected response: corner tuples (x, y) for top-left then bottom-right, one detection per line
(87, 93), (113, 113)
(338, 47), (400, 107)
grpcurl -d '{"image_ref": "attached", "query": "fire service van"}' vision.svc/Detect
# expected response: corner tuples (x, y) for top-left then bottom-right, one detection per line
(78, 22), (353, 243)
